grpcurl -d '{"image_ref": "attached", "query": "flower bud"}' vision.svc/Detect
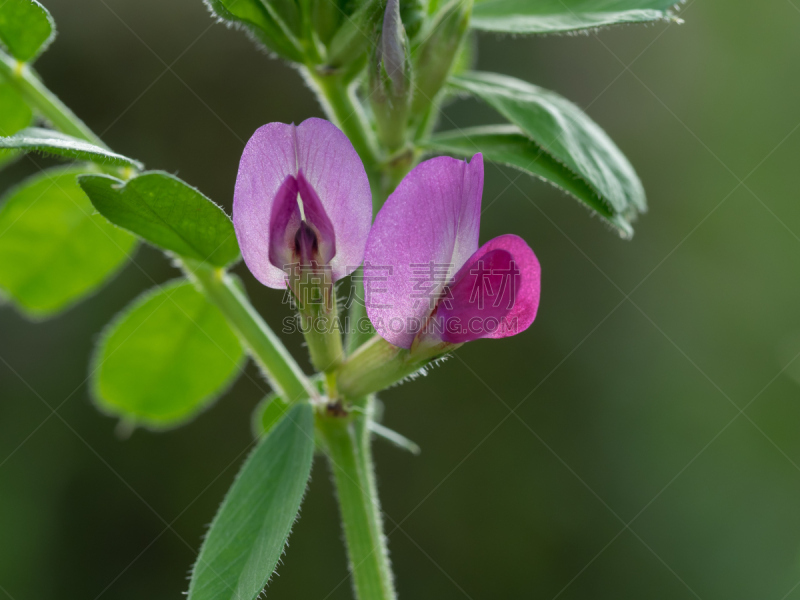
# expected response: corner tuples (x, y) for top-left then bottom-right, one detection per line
(324, 0), (384, 69)
(410, 0), (472, 122)
(369, 0), (412, 151)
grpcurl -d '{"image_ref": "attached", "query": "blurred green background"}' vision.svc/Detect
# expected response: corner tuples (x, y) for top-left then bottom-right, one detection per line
(2, 0), (800, 598)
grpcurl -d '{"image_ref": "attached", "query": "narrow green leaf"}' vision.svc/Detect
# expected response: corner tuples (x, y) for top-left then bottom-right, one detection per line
(79, 171), (241, 267)
(0, 0), (54, 61)
(251, 392), (291, 438)
(204, 0), (304, 62)
(92, 279), (245, 430)
(0, 128), (143, 169)
(0, 167), (136, 318)
(471, 0), (680, 34)
(188, 402), (315, 600)
(422, 125), (633, 233)
(0, 82), (33, 168)
(449, 71), (646, 236)
(369, 421), (421, 455)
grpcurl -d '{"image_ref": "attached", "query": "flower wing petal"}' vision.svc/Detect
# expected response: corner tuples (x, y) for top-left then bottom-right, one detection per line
(437, 248), (516, 344)
(483, 235), (540, 338)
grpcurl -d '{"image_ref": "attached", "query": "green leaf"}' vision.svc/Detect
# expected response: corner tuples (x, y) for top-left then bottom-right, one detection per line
(0, 0), (54, 61)
(325, 0), (383, 67)
(204, 0), (304, 62)
(369, 421), (421, 455)
(422, 125), (630, 232)
(251, 392), (291, 438)
(92, 279), (245, 429)
(449, 71), (646, 236)
(79, 171), (241, 267)
(188, 402), (314, 600)
(0, 128), (144, 169)
(0, 82), (33, 168)
(471, 0), (680, 34)
(0, 166), (136, 318)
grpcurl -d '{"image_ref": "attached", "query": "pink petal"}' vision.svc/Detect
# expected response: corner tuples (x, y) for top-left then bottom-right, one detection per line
(439, 234), (540, 343)
(436, 248), (517, 344)
(364, 153), (484, 348)
(233, 118), (372, 289)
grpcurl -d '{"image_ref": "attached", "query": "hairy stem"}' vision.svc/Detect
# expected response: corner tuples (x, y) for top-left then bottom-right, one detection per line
(318, 408), (397, 600)
(0, 50), (107, 148)
(307, 64), (414, 598)
(303, 67), (380, 174)
(345, 272), (374, 356)
(188, 262), (316, 403)
(297, 285), (345, 374)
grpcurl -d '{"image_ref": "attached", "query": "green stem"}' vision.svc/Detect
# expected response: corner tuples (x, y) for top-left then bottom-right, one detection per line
(188, 262), (316, 403)
(304, 67), (380, 173)
(297, 285), (345, 373)
(318, 408), (397, 600)
(345, 271), (374, 356)
(0, 50), (107, 148)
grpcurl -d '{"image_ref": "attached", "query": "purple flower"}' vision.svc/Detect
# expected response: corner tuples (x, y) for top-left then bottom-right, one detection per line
(364, 153), (541, 349)
(233, 118), (372, 289)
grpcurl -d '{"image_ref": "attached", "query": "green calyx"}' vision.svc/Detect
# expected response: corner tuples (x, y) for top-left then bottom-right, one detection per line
(289, 266), (346, 374)
(336, 334), (459, 398)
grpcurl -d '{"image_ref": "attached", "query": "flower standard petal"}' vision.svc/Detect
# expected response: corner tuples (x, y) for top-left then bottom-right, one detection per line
(364, 153), (484, 348)
(233, 118), (372, 289)
(233, 122), (297, 289)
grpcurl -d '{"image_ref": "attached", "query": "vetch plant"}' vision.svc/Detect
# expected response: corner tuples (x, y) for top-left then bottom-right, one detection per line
(0, 0), (684, 598)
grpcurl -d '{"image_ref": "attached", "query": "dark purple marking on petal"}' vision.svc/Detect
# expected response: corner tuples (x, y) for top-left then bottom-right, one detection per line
(297, 170), (336, 265)
(268, 175), (301, 271)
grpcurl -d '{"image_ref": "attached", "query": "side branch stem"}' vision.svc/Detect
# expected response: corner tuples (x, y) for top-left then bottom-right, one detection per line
(0, 50), (107, 148)
(188, 262), (316, 403)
